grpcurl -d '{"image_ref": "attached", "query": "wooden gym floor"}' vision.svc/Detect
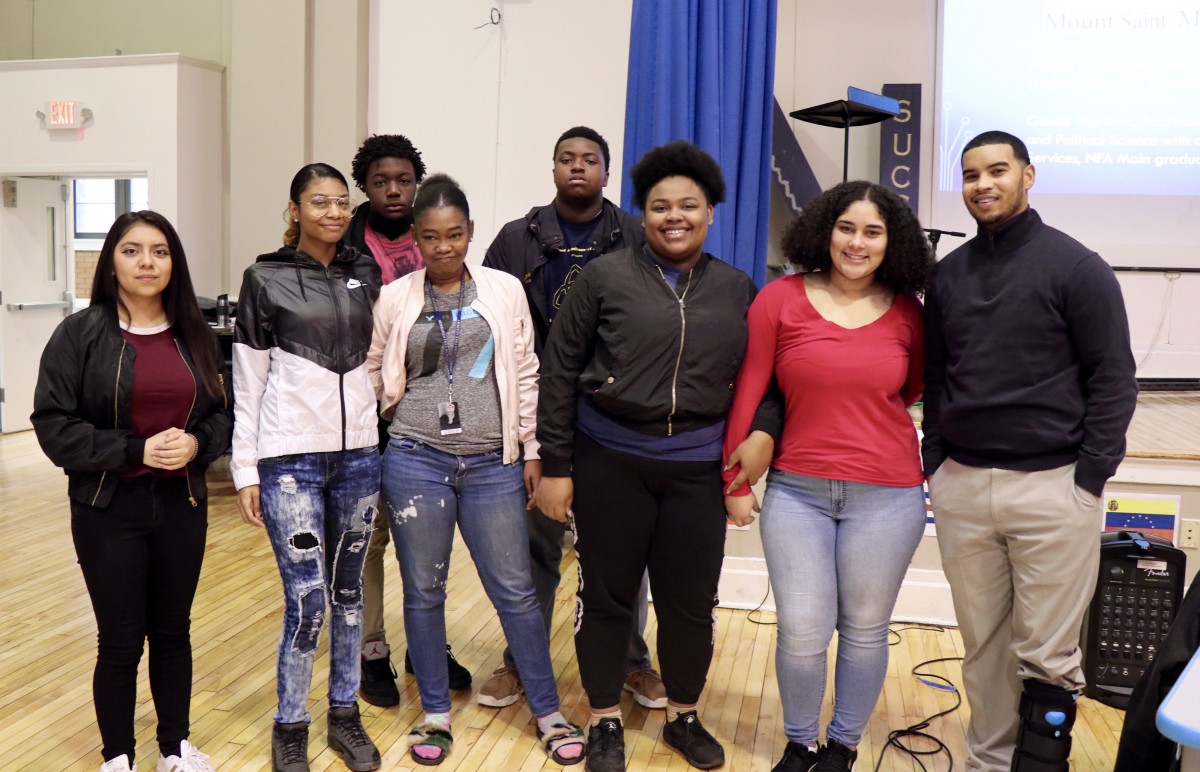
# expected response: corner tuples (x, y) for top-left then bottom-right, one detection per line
(5, 390), (1197, 769)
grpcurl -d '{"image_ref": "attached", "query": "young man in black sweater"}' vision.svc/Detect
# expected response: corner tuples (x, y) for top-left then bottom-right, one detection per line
(922, 131), (1138, 772)
(479, 126), (666, 711)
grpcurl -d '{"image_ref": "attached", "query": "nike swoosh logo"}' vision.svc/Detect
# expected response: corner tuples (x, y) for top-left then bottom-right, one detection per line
(346, 278), (364, 289)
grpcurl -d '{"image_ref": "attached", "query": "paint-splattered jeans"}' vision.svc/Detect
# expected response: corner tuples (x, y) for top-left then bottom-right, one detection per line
(383, 437), (561, 716)
(259, 447), (380, 724)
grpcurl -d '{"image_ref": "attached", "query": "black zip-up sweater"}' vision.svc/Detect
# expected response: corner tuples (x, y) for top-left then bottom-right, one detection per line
(537, 246), (757, 477)
(31, 304), (232, 508)
(922, 208), (1138, 495)
(482, 198), (644, 356)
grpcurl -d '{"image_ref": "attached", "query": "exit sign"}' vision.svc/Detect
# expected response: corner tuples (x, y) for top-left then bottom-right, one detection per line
(46, 100), (84, 129)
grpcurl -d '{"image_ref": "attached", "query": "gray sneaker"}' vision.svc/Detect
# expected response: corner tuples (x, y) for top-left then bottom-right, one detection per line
(327, 704), (381, 771)
(271, 721), (309, 772)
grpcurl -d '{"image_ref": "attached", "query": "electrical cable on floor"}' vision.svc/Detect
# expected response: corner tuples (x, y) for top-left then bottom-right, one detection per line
(746, 582), (777, 625)
(874, 625), (965, 772)
(887, 623), (947, 646)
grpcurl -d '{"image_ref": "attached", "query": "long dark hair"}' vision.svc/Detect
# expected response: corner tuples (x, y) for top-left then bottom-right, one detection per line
(91, 211), (224, 398)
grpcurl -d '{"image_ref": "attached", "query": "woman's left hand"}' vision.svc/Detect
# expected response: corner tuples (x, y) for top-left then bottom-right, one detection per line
(724, 430), (775, 493)
(523, 459), (543, 510)
(725, 493), (760, 527)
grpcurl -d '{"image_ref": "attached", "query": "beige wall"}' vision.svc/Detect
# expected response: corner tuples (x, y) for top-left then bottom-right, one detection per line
(370, 0), (636, 258)
(0, 0), (370, 291)
(0, 0), (228, 64)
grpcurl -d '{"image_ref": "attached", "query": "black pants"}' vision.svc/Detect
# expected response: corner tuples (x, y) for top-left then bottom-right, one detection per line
(71, 475), (207, 763)
(571, 433), (726, 708)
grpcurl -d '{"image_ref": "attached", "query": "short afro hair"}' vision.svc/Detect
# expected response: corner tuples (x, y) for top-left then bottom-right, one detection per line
(554, 126), (611, 171)
(782, 181), (934, 296)
(351, 134), (427, 191)
(629, 140), (726, 210)
(962, 130), (1030, 165)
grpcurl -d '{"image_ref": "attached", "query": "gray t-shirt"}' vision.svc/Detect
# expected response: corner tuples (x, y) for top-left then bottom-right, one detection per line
(389, 279), (503, 454)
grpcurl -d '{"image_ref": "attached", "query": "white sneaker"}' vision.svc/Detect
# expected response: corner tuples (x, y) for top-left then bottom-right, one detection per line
(99, 755), (136, 772)
(156, 740), (215, 771)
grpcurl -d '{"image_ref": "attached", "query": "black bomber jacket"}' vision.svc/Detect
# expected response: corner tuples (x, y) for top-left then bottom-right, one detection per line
(31, 303), (232, 508)
(536, 245), (760, 476)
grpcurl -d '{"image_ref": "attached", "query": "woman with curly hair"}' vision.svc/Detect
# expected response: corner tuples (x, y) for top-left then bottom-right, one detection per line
(537, 141), (778, 772)
(722, 181), (935, 772)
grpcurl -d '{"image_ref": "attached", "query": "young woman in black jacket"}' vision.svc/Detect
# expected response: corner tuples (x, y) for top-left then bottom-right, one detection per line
(536, 142), (760, 772)
(31, 211), (231, 772)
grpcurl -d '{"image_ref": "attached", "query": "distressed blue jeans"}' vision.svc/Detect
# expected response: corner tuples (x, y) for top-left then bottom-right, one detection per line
(383, 438), (561, 716)
(761, 470), (925, 747)
(259, 447), (380, 724)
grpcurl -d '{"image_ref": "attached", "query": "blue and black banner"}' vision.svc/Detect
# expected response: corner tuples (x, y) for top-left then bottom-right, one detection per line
(880, 84), (921, 213)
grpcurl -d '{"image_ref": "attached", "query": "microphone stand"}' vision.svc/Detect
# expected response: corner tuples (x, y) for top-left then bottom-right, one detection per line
(924, 227), (966, 258)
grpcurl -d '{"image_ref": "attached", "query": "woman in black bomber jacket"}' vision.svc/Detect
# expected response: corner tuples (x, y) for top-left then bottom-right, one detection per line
(536, 142), (759, 772)
(31, 211), (231, 772)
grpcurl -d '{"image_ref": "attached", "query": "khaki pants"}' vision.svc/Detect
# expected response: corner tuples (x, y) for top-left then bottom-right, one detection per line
(362, 514), (390, 645)
(930, 459), (1101, 771)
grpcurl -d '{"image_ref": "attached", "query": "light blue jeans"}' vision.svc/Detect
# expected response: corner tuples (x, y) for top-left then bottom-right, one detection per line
(383, 437), (560, 716)
(259, 447), (381, 724)
(761, 470), (925, 747)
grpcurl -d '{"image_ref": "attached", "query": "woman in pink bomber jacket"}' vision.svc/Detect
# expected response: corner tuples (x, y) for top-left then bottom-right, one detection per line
(365, 173), (585, 768)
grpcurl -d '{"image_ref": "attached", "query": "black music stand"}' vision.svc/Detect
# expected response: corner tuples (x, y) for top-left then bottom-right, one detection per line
(789, 87), (900, 182)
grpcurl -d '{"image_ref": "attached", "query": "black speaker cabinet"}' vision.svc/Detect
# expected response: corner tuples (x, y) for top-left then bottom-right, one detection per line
(1084, 530), (1186, 709)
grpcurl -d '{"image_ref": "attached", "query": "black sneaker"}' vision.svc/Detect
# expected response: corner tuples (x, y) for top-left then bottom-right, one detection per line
(773, 740), (819, 771)
(359, 655), (400, 707)
(585, 717), (625, 772)
(813, 739), (857, 771)
(271, 721), (309, 772)
(327, 704), (381, 771)
(662, 710), (725, 769)
(404, 644), (472, 690)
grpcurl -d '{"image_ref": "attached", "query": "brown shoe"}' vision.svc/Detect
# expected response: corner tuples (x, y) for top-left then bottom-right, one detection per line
(476, 666), (523, 707)
(623, 668), (668, 709)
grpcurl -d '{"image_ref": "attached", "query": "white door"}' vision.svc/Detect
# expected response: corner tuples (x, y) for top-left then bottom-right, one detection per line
(0, 178), (69, 433)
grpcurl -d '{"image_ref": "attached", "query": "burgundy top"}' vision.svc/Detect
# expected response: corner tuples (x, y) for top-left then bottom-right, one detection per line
(120, 322), (194, 478)
(723, 274), (924, 494)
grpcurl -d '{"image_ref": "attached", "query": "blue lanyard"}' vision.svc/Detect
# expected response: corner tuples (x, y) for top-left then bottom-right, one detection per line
(426, 267), (467, 402)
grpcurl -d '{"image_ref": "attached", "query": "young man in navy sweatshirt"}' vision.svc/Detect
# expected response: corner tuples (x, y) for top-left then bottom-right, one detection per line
(922, 130), (1138, 772)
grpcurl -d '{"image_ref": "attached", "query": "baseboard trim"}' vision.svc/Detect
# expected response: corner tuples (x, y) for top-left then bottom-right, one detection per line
(717, 559), (959, 626)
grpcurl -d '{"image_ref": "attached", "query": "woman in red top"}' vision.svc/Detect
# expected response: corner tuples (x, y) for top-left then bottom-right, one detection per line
(723, 181), (934, 772)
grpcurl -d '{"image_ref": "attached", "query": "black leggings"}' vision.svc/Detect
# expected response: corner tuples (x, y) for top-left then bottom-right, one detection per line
(570, 433), (727, 708)
(71, 475), (207, 763)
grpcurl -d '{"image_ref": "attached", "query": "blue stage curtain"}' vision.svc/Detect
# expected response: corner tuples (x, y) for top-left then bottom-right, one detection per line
(621, 0), (777, 286)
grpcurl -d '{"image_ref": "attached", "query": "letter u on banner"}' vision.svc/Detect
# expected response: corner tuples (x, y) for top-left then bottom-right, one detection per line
(880, 84), (921, 213)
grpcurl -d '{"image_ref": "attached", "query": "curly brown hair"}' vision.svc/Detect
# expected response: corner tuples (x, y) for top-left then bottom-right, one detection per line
(782, 181), (934, 295)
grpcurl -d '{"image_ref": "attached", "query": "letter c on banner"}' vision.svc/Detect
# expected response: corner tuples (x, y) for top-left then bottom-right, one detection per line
(891, 166), (912, 189)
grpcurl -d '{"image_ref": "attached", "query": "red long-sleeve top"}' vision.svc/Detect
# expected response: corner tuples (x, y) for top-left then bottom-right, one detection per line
(723, 275), (924, 495)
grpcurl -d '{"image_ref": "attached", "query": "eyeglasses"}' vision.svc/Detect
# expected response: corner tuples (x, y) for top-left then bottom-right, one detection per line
(305, 195), (354, 214)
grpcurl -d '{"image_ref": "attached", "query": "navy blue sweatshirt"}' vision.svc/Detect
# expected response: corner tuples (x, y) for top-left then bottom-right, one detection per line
(922, 208), (1137, 496)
